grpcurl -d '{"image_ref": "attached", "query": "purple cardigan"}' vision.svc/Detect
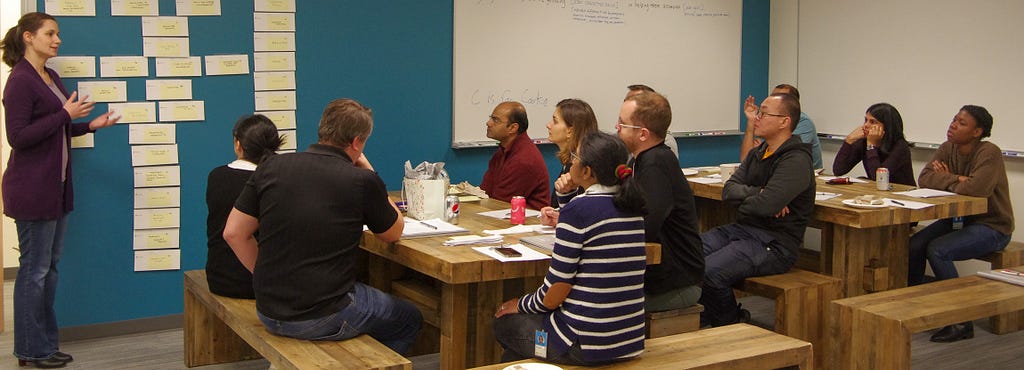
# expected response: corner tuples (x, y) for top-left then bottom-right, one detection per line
(2, 59), (92, 220)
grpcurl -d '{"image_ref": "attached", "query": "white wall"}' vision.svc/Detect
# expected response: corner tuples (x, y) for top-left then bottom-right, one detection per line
(771, 0), (1021, 277)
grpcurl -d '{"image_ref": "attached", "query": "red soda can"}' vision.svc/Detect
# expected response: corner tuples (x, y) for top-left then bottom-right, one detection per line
(510, 196), (526, 225)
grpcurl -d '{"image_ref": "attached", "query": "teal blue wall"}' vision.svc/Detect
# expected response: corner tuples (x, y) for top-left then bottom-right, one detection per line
(40, 0), (768, 327)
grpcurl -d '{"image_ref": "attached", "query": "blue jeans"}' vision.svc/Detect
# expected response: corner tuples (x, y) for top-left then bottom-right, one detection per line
(909, 219), (1011, 285)
(257, 282), (422, 354)
(13, 215), (69, 361)
(492, 313), (588, 365)
(698, 224), (795, 327)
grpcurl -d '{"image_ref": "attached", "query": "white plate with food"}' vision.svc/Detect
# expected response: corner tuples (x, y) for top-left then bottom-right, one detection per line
(503, 363), (563, 370)
(842, 199), (888, 209)
(682, 168), (699, 176)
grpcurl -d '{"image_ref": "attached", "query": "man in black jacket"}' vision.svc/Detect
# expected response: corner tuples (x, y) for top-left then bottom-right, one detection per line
(698, 93), (816, 327)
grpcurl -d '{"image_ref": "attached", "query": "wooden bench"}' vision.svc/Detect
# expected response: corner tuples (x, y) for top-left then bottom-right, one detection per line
(830, 272), (1024, 370)
(976, 241), (1024, 333)
(735, 268), (841, 369)
(183, 270), (411, 370)
(645, 304), (704, 338)
(467, 323), (812, 369)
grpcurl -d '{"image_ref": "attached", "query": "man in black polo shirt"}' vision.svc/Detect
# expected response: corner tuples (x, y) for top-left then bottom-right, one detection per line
(224, 98), (421, 354)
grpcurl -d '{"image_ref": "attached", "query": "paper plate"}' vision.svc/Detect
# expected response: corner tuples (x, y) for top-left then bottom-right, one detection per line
(842, 199), (889, 209)
(503, 364), (563, 370)
(682, 168), (699, 176)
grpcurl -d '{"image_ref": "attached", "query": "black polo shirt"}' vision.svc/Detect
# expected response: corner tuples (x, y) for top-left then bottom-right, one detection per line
(234, 144), (398, 321)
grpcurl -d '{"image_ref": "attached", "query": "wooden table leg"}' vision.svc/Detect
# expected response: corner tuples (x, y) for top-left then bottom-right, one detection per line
(440, 283), (469, 370)
(471, 280), (505, 367)
(824, 224), (910, 297)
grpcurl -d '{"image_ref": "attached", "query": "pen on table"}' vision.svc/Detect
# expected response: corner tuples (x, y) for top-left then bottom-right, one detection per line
(890, 200), (905, 206)
(999, 269), (1024, 277)
(419, 221), (437, 230)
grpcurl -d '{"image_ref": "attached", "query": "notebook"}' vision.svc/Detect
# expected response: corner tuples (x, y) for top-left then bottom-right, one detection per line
(977, 268), (1024, 287)
(519, 234), (556, 252)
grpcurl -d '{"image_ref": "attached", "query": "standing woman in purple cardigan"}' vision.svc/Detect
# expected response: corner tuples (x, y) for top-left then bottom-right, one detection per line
(2, 12), (118, 368)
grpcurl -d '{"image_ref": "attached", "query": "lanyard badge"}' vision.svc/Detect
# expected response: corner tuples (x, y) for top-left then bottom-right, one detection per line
(534, 329), (548, 358)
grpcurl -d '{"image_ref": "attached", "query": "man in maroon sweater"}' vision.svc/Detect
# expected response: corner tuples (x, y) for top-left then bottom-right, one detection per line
(480, 101), (550, 210)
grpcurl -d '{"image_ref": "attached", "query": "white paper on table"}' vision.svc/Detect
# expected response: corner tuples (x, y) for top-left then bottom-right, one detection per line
(146, 79), (192, 100)
(689, 177), (722, 184)
(401, 218), (468, 238)
(882, 198), (933, 210)
(159, 101), (205, 122)
(132, 144), (179, 167)
(155, 57), (202, 77)
(255, 91), (297, 110)
(443, 235), (504, 246)
(134, 208), (180, 229)
(254, 32), (296, 52)
(257, 110), (296, 129)
(477, 208), (542, 220)
(473, 244), (551, 262)
(815, 192), (841, 201)
(254, 52), (295, 71)
(46, 56), (95, 77)
(255, 0), (296, 12)
(176, 0), (221, 16)
(143, 37), (190, 58)
(112, 0), (159, 16)
(893, 188), (957, 198)
(483, 225), (536, 235)
(819, 176), (868, 184)
(141, 17), (188, 36)
(77, 81), (127, 102)
(533, 225), (556, 234)
(100, 56), (148, 78)
(254, 12), (296, 31)
(254, 71), (296, 91)
(70, 134), (94, 148)
(134, 165), (181, 188)
(134, 249), (181, 271)
(129, 124), (176, 144)
(205, 55), (250, 75)
(134, 187), (181, 209)
(45, 0), (96, 16)
(133, 228), (180, 250)
(108, 102), (156, 123)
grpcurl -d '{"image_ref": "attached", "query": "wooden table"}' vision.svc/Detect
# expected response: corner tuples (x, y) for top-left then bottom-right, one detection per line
(830, 269), (1024, 369)
(688, 174), (988, 297)
(360, 196), (661, 370)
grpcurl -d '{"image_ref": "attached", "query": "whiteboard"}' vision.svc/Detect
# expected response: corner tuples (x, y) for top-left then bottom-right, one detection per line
(453, 0), (743, 147)
(797, 0), (1024, 152)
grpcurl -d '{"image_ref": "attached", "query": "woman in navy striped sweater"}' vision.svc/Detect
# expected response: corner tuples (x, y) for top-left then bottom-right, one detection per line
(493, 132), (648, 365)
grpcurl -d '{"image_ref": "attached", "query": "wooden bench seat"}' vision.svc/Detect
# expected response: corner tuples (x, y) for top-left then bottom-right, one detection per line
(183, 270), (411, 370)
(735, 268), (841, 369)
(830, 272), (1024, 369)
(645, 304), (703, 338)
(467, 323), (812, 369)
(976, 241), (1024, 333)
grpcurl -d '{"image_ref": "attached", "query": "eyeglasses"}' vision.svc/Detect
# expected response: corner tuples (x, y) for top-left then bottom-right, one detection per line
(616, 122), (644, 130)
(755, 109), (788, 120)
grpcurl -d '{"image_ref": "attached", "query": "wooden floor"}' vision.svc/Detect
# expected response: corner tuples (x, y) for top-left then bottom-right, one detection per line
(0, 281), (1020, 369)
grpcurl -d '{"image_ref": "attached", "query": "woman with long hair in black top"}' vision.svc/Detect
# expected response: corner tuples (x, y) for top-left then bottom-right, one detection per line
(205, 114), (283, 298)
(833, 102), (916, 186)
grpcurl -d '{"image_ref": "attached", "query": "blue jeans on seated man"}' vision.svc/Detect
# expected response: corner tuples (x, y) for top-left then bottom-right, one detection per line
(257, 282), (422, 354)
(493, 313), (588, 365)
(908, 219), (1011, 286)
(698, 223), (795, 327)
(14, 215), (69, 361)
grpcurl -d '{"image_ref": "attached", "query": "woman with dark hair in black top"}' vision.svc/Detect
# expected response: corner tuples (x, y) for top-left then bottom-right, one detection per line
(205, 114), (283, 298)
(833, 103), (915, 186)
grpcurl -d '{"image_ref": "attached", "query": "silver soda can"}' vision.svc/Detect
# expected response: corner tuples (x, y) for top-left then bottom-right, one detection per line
(876, 167), (890, 191)
(445, 195), (460, 224)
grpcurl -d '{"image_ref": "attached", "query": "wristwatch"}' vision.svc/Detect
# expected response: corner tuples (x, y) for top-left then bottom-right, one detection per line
(866, 144), (877, 151)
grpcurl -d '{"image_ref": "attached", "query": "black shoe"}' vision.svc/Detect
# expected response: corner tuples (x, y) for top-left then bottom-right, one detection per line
(50, 352), (72, 363)
(737, 307), (752, 324)
(17, 356), (66, 369)
(930, 322), (974, 343)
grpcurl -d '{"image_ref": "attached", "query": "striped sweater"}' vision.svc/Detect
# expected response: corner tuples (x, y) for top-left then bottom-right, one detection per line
(517, 185), (647, 364)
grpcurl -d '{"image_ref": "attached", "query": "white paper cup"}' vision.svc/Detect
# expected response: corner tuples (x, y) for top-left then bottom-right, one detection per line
(720, 163), (740, 181)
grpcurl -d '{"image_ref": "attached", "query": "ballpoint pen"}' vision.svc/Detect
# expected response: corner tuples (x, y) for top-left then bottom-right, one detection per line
(419, 221), (437, 230)
(891, 200), (905, 206)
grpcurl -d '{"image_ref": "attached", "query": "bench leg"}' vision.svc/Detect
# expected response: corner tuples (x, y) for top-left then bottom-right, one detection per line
(990, 311), (1024, 334)
(777, 281), (840, 370)
(184, 288), (261, 367)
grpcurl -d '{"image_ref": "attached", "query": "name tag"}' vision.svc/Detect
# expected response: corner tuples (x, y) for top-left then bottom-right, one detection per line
(534, 329), (548, 358)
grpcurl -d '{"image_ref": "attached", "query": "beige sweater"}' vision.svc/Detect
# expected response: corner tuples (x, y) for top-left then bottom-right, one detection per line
(918, 141), (1014, 235)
